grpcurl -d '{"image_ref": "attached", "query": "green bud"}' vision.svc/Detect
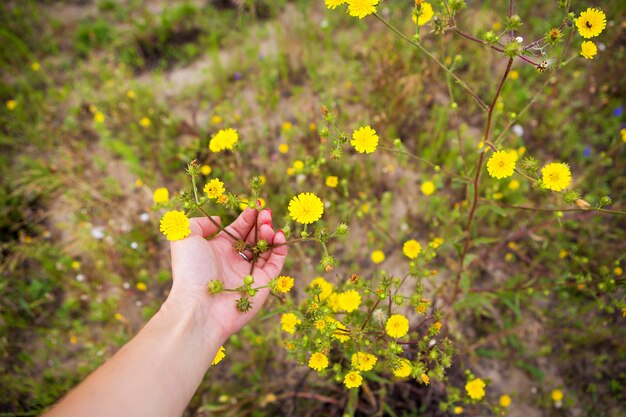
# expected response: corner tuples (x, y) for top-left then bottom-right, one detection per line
(599, 195), (612, 208)
(393, 295), (405, 306)
(250, 176), (263, 191)
(243, 275), (255, 286)
(319, 127), (330, 138)
(256, 239), (269, 252)
(207, 279), (224, 294)
(503, 38), (523, 57)
(484, 31), (498, 43)
(334, 223), (350, 237)
(320, 255), (337, 272)
(236, 296), (252, 313)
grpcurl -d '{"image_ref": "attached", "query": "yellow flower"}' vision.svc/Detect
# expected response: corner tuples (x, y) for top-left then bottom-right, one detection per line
(421, 181), (436, 195)
(453, 406), (464, 414)
(371, 250), (385, 264)
(559, 249), (569, 259)
(279, 143), (289, 153)
(393, 359), (412, 378)
(209, 128), (239, 152)
(274, 276), (295, 293)
(94, 111), (105, 124)
(403, 239), (422, 259)
(327, 317), (350, 342)
(293, 160), (304, 171)
(281, 121), (292, 131)
(204, 178), (226, 199)
(351, 126), (379, 153)
(127, 90), (136, 99)
(615, 267), (624, 276)
(575, 8), (606, 38)
(159, 210), (191, 241)
(153, 187), (169, 204)
(411, 2), (434, 26)
(386, 314), (409, 338)
(71, 261), (81, 270)
(344, 371), (363, 388)
(309, 352), (329, 371)
(314, 319), (327, 331)
(136, 282), (148, 291)
(310, 277), (334, 300)
(509, 70), (519, 80)
(338, 290), (361, 312)
(325, 0), (346, 9)
(288, 192), (324, 224)
(351, 352), (377, 371)
(429, 237), (444, 249)
(347, 0), (379, 19)
(212, 346), (226, 365)
(211, 115), (222, 125)
(551, 389), (563, 402)
(541, 162), (571, 191)
(421, 373), (430, 384)
(621, 128), (626, 143)
(580, 41), (597, 59)
(508, 179), (520, 191)
(139, 117), (151, 127)
(6, 100), (17, 110)
(31, 62), (40, 71)
(135, 179), (143, 187)
(200, 165), (212, 176)
(280, 313), (300, 334)
(486, 150), (516, 179)
(499, 394), (512, 408)
(465, 378), (486, 400)
(326, 176), (339, 188)
(309, 123), (317, 131)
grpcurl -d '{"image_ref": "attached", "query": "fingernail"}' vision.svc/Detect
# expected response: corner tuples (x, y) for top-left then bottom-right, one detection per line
(266, 208), (272, 215)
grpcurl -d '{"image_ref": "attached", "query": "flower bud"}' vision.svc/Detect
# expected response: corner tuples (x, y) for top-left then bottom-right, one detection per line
(243, 275), (255, 286)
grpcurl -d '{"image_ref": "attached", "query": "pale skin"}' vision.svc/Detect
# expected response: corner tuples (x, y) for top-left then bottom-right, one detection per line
(45, 208), (287, 417)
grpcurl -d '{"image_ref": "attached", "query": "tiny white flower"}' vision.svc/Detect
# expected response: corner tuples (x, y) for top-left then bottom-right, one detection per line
(91, 227), (105, 240)
(76, 274), (85, 282)
(512, 124), (524, 137)
(139, 213), (150, 222)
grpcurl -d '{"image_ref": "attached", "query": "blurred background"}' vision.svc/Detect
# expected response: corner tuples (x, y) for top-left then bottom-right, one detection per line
(1, 0), (625, 416)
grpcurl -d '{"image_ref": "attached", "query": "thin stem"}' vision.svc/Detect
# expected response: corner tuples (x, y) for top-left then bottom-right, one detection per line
(378, 146), (472, 182)
(195, 205), (241, 242)
(482, 199), (626, 216)
(373, 13), (489, 112)
(451, 28), (540, 67)
(360, 299), (382, 331)
(452, 57), (515, 304)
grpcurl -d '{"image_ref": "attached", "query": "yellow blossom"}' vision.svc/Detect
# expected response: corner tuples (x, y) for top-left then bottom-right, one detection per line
(344, 371), (363, 388)
(209, 128), (239, 152)
(575, 8), (606, 38)
(212, 346), (226, 365)
(127, 90), (136, 99)
(204, 178), (225, 199)
(465, 378), (486, 400)
(94, 111), (105, 124)
(139, 117), (151, 127)
(351, 126), (379, 153)
(393, 359), (412, 378)
(580, 41), (597, 59)
(403, 239), (422, 259)
(499, 394), (512, 408)
(310, 277), (334, 300)
(293, 160), (304, 171)
(421, 181), (436, 195)
(288, 192), (324, 224)
(338, 290), (361, 312)
(508, 179), (520, 191)
(326, 176), (339, 188)
(421, 373), (430, 384)
(487, 150), (516, 179)
(6, 100), (17, 110)
(541, 162), (572, 191)
(200, 165), (212, 176)
(211, 115), (222, 124)
(351, 352), (377, 371)
(615, 267), (624, 276)
(325, 0), (346, 9)
(31, 62), (40, 71)
(273, 276), (295, 293)
(551, 389), (563, 402)
(411, 2), (434, 26)
(386, 314), (409, 338)
(371, 250), (385, 264)
(153, 187), (169, 204)
(136, 282), (147, 291)
(159, 210), (191, 241)
(280, 313), (300, 334)
(309, 352), (329, 371)
(279, 143), (289, 153)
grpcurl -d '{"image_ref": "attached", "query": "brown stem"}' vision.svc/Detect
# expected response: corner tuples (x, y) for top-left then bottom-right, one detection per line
(196, 205), (241, 242)
(451, 57), (515, 305)
(452, 28), (540, 67)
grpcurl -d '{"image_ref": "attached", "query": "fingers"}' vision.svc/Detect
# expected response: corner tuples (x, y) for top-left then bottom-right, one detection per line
(188, 216), (221, 237)
(261, 230), (288, 278)
(222, 208), (257, 240)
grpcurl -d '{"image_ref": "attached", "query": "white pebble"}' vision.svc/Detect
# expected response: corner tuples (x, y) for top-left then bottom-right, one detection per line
(139, 213), (150, 222)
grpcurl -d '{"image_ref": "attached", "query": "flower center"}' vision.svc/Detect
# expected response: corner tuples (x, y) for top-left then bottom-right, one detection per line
(586, 21), (592, 28)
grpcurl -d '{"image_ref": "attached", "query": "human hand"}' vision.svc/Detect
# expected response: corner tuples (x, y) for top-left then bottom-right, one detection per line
(164, 208), (287, 341)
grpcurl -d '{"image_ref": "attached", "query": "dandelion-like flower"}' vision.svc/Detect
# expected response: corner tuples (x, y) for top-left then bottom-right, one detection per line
(139, 117), (151, 127)
(153, 187), (169, 204)
(328, 317), (350, 342)
(385, 314), (409, 338)
(575, 8), (606, 39)
(541, 162), (572, 191)
(499, 394), (512, 408)
(310, 277), (334, 300)
(351, 126), (379, 153)
(421, 181), (436, 195)
(371, 250), (385, 264)
(211, 346), (226, 365)
(351, 352), (377, 371)
(288, 192), (324, 224)
(338, 290), (361, 312)
(551, 389), (564, 402)
(204, 178), (225, 199)
(403, 239), (422, 259)
(325, 175), (339, 188)
(280, 313), (300, 334)
(159, 210), (191, 241)
(346, 0), (379, 19)
(486, 150), (516, 179)
(273, 276), (295, 293)
(393, 359), (412, 378)
(465, 378), (486, 400)
(344, 371), (363, 388)
(412, 2), (434, 26)
(308, 352), (329, 371)
(209, 128), (239, 152)
(580, 41), (597, 59)
(325, 0), (346, 10)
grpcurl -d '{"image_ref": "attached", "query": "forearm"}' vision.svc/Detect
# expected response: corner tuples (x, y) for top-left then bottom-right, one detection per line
(45, 299), (225, 417)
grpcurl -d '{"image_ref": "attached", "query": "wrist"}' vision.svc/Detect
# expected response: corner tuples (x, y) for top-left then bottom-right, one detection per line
(161, 286), (229, 345)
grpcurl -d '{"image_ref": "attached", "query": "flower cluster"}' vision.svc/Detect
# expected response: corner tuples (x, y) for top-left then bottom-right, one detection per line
(209, 128), (239, 152)
(575, 8), (606, 60)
